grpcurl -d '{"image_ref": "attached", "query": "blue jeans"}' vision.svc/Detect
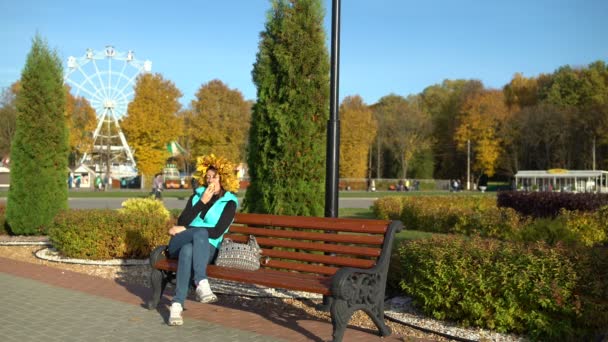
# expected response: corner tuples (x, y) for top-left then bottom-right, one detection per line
(167, 228), (216, 306)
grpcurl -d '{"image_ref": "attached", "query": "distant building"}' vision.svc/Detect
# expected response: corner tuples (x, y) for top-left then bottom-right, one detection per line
(73, 164), (97, 189)
(514, 169), (608, 193)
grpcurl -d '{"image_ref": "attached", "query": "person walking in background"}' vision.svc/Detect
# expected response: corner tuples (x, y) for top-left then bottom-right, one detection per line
(95, 174), (103, 191)
(153, 173), (164, 199)
(166, 154), (239, 326)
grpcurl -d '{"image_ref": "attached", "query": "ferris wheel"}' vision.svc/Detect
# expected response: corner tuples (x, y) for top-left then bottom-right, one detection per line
(64, 46), (151, 175)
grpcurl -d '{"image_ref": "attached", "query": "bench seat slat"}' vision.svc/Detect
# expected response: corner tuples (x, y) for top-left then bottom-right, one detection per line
(261, 249), (375, 269)
(226, 234), (382, 257)
(153, 256), (341, 277)
(235, 213), (389, 234)
(155, 258), (178, 272)
(229, 226), (384, 245)
(262, 259), (339, 275)
(206, 265), (333, 295)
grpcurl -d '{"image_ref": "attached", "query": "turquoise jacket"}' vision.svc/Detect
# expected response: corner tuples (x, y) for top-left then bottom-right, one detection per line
(188, 187), (238, 247)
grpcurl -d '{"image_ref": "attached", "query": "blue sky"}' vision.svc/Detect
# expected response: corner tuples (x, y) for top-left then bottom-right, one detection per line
(0, 0), (606, 108)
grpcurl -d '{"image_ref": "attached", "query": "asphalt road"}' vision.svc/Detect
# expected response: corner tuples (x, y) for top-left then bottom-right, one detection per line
(0, 197), (376, 210)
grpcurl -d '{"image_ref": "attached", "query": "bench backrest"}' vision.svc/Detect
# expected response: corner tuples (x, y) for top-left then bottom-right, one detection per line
(225, 213), (399, 276)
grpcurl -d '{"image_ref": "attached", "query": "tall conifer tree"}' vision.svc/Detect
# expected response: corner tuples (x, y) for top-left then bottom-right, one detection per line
(245, 0), (330, 216)
(7, 35), (69, 234)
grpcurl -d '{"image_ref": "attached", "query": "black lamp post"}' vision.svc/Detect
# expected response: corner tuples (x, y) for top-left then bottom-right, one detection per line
(324, 0), (341, 218)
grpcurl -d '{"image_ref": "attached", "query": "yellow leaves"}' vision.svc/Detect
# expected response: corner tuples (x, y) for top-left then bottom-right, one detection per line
(504, 73), (539, 109)
(119, 197), (170, 221)
(455, 90), (511, 177)
(475, 137), (501, 177)
(189, 79), (251, 164)
(122, 73), (182, 181)
(339, 95), (376, 178)
(64, 85), (97, 156)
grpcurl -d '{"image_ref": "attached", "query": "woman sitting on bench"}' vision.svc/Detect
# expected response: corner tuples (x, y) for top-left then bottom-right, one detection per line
(166, 154), (239, 326)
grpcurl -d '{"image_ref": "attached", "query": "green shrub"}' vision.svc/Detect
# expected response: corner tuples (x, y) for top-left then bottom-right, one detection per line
(560, 207), (608, 247)
(375, 196), (607, 247)
(6, 36), (69, 235)
(372, 197), (403, 220)
(568, 245), (608, 336)
(396, 236), (605, 340)
(516, 216), (573, 246)
(515, 208), (608, 247)
(119, 197), (170, 221)
(49, 209), (170, 260)
(0, 203), (7, 235)
(375, 196), (526, 240)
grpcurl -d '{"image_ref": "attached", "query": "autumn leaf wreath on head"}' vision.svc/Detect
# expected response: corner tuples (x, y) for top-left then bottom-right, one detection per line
(194, 154), (239, 193)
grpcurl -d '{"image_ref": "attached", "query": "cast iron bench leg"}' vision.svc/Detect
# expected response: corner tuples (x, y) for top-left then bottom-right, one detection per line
(330, 298), (353, 342)
(147, 268), (168, 309)
(364, 306), (391, 337)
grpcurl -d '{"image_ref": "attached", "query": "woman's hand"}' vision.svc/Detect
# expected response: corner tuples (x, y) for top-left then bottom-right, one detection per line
(201, 183), (215, 204)
(168, 225), (186, 236)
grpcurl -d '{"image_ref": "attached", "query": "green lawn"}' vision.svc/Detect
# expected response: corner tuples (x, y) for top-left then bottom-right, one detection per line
(338, 207), (376, 219)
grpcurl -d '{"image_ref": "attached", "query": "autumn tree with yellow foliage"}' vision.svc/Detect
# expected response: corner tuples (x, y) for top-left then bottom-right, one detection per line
(339, 95), (376, 178)
(454, 90), (510, 178)
(64, 86), (96, 167)
(122, 73), (182, 185)
(503, 72), (539, 110)
(189, 79), (251, 164)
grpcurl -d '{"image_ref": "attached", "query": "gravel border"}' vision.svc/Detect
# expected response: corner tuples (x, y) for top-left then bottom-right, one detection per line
(34, 247), (148, 266)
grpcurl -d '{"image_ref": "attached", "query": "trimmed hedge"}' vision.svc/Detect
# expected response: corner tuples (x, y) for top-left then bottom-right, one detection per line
(497, 191), (608, 218)
(395, 235), (608, 340)
(375, 195), (608, 247)
(0, 203), (7, 235)
(49, 209), (171, 260)
(375, 196), (526, 240)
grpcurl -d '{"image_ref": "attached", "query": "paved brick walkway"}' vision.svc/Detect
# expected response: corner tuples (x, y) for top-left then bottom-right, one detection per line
(0, 257), (425, 341)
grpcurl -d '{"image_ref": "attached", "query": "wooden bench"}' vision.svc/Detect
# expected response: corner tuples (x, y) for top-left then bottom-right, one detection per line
(147, 212), (403, 342)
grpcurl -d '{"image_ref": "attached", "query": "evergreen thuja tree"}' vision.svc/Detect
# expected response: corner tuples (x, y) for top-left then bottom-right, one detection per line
(7, 35), (68, 234)
(244, 0), (330, 216)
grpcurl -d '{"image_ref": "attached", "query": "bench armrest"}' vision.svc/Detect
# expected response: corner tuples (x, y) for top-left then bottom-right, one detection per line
(331, 220), (402, 302)
(149, 245), (168, 268)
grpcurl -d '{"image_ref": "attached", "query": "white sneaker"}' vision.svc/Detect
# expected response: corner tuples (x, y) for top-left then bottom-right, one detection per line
(196, 279), (218, 303)
(168, 302), (183, 326)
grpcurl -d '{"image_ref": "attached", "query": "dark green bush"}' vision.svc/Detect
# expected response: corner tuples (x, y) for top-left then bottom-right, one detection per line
(49, 209), (170, 260)
(0, 203), (8, 235)
(6, 36), (69, 235)
(396, 235), (607, 340)
(516, 216), (573, 246)
(497, 191), (608, 218)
